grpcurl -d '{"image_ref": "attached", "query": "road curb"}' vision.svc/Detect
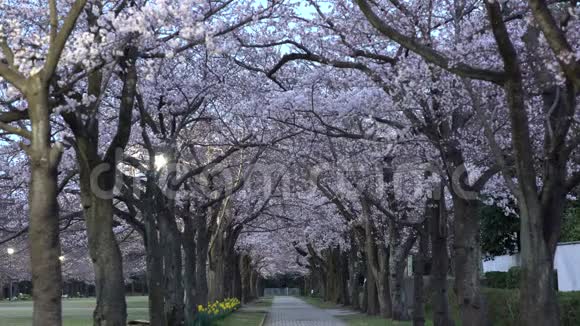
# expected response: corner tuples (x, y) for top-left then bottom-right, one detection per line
(259, 311), (268, 326)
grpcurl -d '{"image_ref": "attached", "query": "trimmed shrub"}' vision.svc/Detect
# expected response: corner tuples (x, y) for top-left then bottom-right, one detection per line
(483, 268), (520, 289)
(506, 267), (520, 289)
(484, 272), (509, 289)
(560, 292), (580, 326)
(483, 288), (580, 326)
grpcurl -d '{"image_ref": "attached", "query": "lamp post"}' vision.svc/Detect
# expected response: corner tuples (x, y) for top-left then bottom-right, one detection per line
(59, 256), (65, 297)
(7, 248), (14, 301)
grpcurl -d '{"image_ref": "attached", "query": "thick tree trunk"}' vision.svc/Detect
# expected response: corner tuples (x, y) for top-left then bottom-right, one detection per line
(143, 206), (166, 326)
(430, 194), (453, 326)
(27, 86), (63, 326)
(232, 254), (242, 300)
(453, 198), (486, 326)
(362, 198), (391, 317)
(519, 208), (561, 326)
(182, 217), (197, 325)
(85, 198), (127, 326)
(390, 252), (410, 320)
(375, 254), (391, 318)
(413, 221), (428, 326)
(324, 248), (342, 303)
(389, 229), (415, 321)
(195, 213), (209, 306)
(250, 271), (259, 299)
(365, 262), (379, 315)
(208, 234), (226, 302)
(240, 255), (252, 303)
(348, 243), (361, 310)
(158, 206), (184, 325)
(222, 229), (242, 300)
(340, 250), (350, 305)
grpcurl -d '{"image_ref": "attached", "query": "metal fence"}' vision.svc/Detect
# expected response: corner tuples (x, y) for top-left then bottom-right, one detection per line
(264, 288), (300, 296)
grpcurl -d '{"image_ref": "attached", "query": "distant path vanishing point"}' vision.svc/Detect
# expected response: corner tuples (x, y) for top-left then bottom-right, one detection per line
(264, 296), (347, 326)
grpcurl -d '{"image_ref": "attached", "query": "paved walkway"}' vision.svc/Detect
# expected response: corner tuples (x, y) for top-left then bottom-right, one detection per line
(264, 296), (347, 326)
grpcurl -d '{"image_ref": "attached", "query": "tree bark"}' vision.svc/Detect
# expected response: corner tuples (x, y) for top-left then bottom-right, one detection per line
(143, 197), (166, 326)
(389, 227), (415, 321)
(453, 198), (486, 326)
(84, 198), (127, 326)
(182, 216), (197, 325)
(413, 220), (428, 326)
(430, 192), (454, 326)
(208, 233), (226, 302)
(232, 253), (242, 300)
(519, 208), (561, 326)
(340, 250), (350, 306)
(362, 197), (391, 317)
(27, 84), (63, 326)
(195, 212), (209, 306)
(158, 203), (184, 325)
(348, 242), (361, 310)
(240, 255), (252, 303)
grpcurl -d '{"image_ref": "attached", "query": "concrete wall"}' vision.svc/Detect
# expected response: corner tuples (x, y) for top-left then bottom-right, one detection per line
(483, 241), (580, 291)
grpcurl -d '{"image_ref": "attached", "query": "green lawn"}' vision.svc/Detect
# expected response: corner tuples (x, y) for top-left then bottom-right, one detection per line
(301, 296), (435, 326)
(251, 297), (273, 309)
(0, 296), (148, 326)
(300, 296), (343, 309)
(339, 314), (433, 326)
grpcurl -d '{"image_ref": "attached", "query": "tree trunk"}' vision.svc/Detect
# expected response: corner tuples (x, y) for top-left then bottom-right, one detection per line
(519, 208), (561, 326)
(84, 198), (127, 326)
(182, 217), (197, 325)
(348, 242), (361, 310)
(389, 228), (415, 321)
(324, 248), (341, 303)
(143, 205), (166, 326)
(240, 255), (252, 303)
(431, 193), (453, 326)
(250, 271), (259, 299)
(365, 261), (379, 315)
(158, 205), (184, 325)
(195, 213), (209, 306)
(390, 251), (410, 320)
(208, 234), (226, 302)
(362, 198), (391, 317)
(340, 250), (350, 305)
(27, 85), (63, 326)
(413, 220), (428, 326)
(232, 254), (242, 300)
(375, 249), (391, 319)
(453, 198), (486, 326)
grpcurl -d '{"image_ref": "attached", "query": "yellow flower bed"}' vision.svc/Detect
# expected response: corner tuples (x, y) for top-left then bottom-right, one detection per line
(194, 298), (241, 325)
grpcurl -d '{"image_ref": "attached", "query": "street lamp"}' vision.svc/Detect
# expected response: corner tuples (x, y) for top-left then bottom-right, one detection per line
(7, 248), (14, 301)
(154, 154), (168, 170)
(59, 255), (65, 262)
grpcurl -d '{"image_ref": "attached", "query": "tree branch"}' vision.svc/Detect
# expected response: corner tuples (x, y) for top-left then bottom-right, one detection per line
(354, 0), (506, 85)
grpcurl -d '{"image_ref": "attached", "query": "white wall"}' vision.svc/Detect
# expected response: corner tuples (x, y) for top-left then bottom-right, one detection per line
(554, 242), (580, 292)
(483, 254), (520, 273)
(482, 242), (580, 292)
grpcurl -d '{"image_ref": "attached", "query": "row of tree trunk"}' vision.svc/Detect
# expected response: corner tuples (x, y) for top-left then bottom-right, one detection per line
(138, 192), (263, 326)
(299, 190), (457, 326)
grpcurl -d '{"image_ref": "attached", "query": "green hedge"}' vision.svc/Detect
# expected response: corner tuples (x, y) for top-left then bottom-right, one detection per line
(426, 286), (580, 325)
(483, 267), (520, 289)
(484, 288), (580, 326)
